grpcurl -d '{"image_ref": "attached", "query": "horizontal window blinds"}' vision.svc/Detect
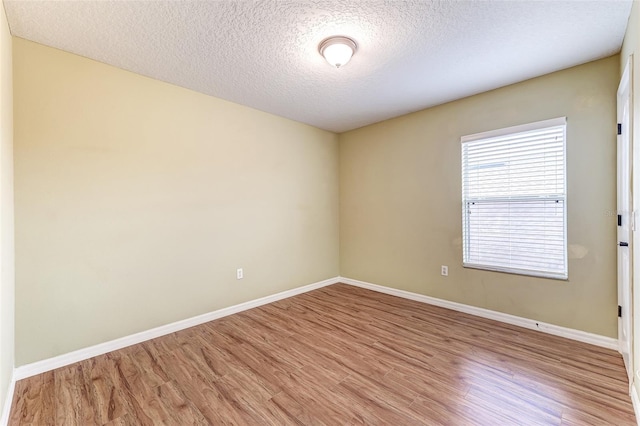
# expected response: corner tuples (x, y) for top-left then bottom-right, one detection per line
(461, 118), (567, 279)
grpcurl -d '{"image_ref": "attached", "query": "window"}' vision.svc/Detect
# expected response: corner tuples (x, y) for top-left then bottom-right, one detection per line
(461, 117), (567, 279)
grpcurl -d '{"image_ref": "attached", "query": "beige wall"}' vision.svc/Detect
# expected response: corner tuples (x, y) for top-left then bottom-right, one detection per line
(13, 38), (339, 365)
(0, 2), (13, 418)
(621, 0), (640, 397)
(340, 56), (619, 337)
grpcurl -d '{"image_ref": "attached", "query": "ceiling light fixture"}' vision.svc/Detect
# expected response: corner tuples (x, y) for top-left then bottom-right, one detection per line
(319, 36), (357, 68)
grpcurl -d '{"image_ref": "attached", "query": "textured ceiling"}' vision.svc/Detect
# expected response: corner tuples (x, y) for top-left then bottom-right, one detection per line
(4, 1), (633, 133)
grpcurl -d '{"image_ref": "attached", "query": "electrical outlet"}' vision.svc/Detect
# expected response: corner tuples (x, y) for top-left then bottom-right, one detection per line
(441, 265), (448, 276)
(236, 268), (243, 280)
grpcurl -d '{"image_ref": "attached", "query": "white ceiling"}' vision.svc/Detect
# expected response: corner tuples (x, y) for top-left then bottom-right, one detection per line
(4, 1), (633, 133)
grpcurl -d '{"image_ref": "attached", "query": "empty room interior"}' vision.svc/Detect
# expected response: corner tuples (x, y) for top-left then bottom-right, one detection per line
(2, 0), (640, 424)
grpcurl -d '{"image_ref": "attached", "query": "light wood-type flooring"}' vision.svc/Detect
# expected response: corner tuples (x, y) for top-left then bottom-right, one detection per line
(9, 283), (637, 425)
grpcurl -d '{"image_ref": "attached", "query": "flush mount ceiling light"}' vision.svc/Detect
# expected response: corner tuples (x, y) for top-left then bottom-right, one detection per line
(319, 36), (357, 68)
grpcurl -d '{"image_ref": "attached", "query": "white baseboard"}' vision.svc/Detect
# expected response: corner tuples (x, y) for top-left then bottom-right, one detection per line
(13, 277), (339, 381)
(632, 383), (640, 426)
(339, 276), (618, 350)
(12, 274), (618, 382)
(0, 373), (15, 426)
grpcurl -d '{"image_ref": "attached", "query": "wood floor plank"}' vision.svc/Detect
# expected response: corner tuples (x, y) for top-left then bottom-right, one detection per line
(101, 413), (139, 426)
(158, 351), (249, 424)
(9, 372), (55, 425)
(330, 376), (423, 425)
(80, 356), (136, 425)
(8, 283), (637, 425)
(54, 364), (96, 425)
(149, 380), (209, 425)
(406, 394), (470, 426)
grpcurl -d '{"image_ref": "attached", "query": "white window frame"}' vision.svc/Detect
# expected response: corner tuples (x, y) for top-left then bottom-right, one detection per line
(461, 117), (568, 280)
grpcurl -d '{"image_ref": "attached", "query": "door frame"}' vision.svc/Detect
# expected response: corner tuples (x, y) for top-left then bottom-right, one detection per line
(619, 55), (633, 385)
